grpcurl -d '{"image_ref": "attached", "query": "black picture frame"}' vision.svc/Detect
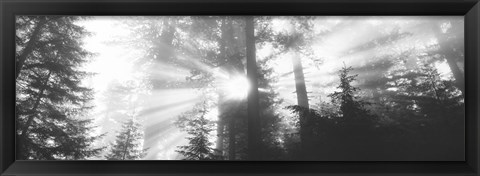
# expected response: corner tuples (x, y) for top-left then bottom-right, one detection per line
(1, 0), (479, 175)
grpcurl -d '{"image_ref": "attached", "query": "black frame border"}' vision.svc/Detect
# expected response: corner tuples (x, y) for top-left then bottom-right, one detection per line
(1, 0), (479, 175)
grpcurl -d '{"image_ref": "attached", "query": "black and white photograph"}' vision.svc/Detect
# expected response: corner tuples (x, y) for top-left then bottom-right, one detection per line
(15, 16), (464, 161)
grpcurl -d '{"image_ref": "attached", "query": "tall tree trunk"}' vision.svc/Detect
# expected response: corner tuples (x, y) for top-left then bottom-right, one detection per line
(289, 22), (310, 158)
(224, 18), (242, 160)
(215, 18), (228, 157)
(291, 53), (309, 109)
(16, 18), (47, 80)
(291, 52), (311, 157)
(215, 95), (225, 157)
(228, 119), (236, 160)
(431, 22), (465, 95)
(439, 39), (464, 94)
(245, 16), (261, 160)
(223, 18), (240, 160)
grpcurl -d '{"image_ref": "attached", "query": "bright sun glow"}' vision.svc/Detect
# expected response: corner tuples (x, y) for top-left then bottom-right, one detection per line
(223, 76), (251, 100)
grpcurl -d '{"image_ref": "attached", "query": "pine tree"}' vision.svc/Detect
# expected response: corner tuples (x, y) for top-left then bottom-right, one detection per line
(58, 116), (105, 160)
(405, 64), (464, 159)
(16, 16), (104, 160)
(176, 103), (218, 160)
(328, 63), (372, 125)
(105, 118), (148, 160)
(326, 64), (380, 159)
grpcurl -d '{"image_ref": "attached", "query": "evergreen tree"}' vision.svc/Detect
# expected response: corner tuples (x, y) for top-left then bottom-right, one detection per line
(105, 118), (148, 160)
(362, 53), (464, 160)
(326, 64), (379, 160)
(389, 64), (464, 159)
(255, 60), (286, 160)
(58, 116), (105, 160)
(175, 102), (219, 160)
(16, 16), (104, 160)
(328, 63), (373, 126)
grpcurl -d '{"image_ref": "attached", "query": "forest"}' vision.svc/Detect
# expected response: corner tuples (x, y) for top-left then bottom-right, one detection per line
(15, 16), (464, 160)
